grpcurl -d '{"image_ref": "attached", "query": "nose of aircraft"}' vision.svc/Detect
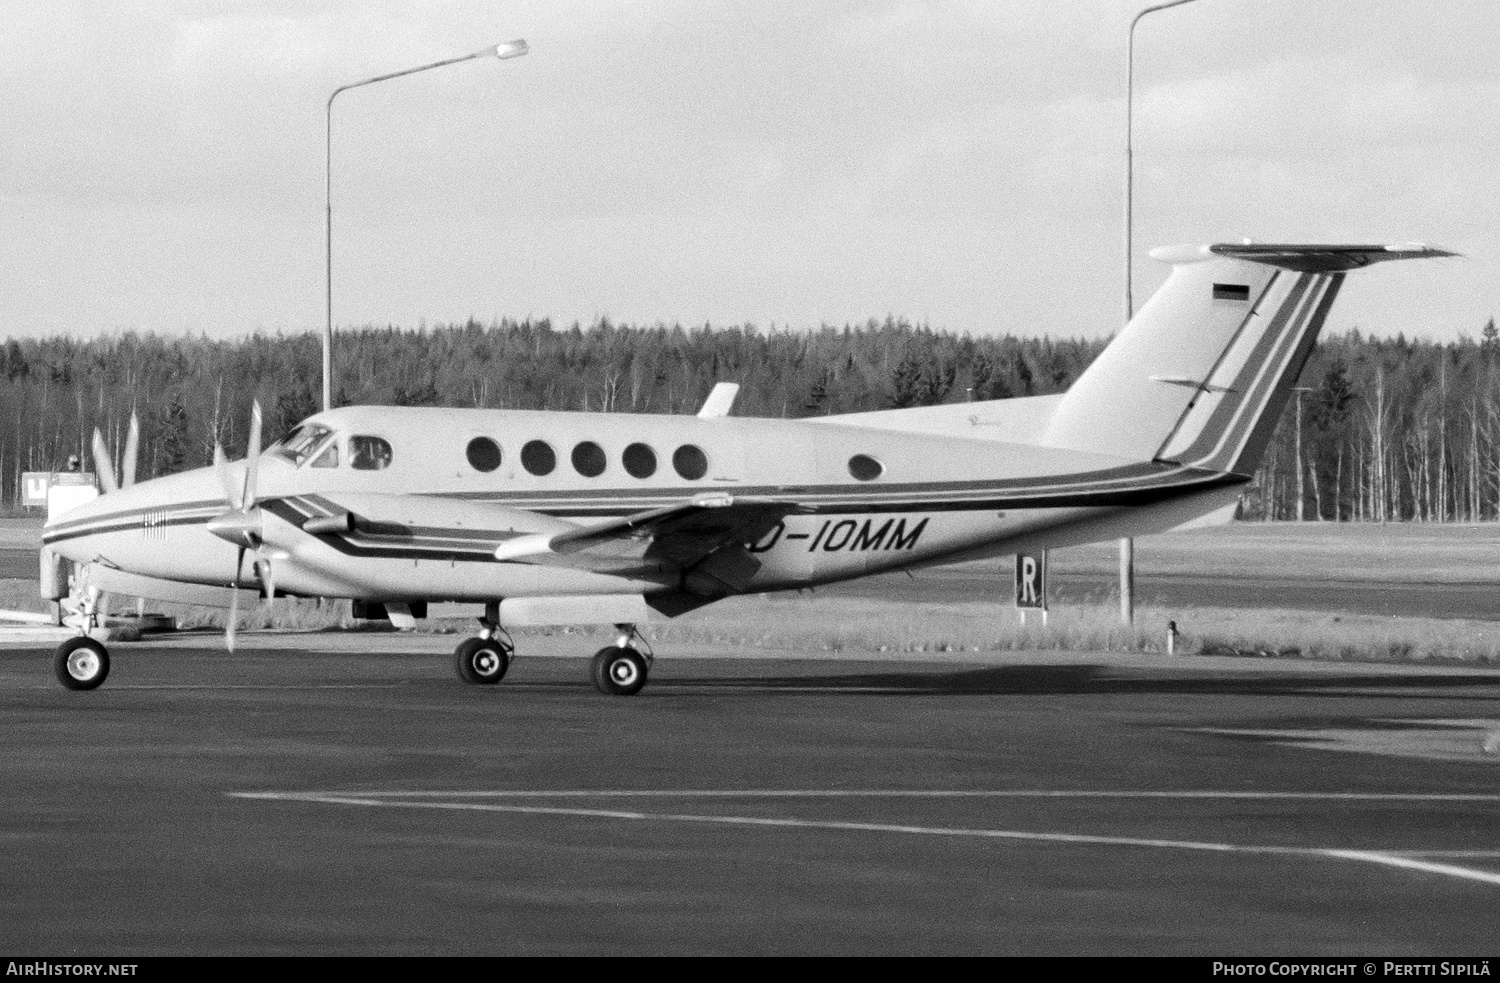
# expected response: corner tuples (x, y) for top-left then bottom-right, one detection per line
(41, 464), (230, 566)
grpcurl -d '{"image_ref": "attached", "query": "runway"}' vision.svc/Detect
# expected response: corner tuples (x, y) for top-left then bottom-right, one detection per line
(1, 637), (1498, 954)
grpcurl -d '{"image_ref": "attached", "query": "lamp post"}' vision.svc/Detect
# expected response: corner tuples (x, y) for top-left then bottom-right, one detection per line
(324, 40), (529, 413)
(1120, 0), (1205, 627)
(1293, 386), (1313, 521)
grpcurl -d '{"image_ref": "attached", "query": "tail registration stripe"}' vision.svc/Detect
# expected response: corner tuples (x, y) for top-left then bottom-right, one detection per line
(1207, 274), (1334, 472)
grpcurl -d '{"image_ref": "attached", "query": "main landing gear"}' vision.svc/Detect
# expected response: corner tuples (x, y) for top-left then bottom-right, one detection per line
(591, 625), (652, 697)
(454, 602), (513, 686)
(452, 607), (653, 696)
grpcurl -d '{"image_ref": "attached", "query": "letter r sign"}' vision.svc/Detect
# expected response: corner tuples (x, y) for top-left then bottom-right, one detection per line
(1015, 552), (1047, 611)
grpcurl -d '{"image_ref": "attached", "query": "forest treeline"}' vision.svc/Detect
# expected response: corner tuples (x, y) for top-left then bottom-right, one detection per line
(3, 315), (1499, 522)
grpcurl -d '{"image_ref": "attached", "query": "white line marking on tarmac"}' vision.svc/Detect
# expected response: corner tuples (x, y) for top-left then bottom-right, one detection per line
(1323, 851), (1500, 887)
(662, 685), (915, 693)
(238, 789), (1500, 802)
(62, 684), (405, 691)
(232, 789), (1500, 888)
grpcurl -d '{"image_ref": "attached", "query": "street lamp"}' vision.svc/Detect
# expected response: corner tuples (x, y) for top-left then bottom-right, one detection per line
(1120, 0), (1206, 627)
(323, 40), (529, 412)
(1293, 386), (1313, 521)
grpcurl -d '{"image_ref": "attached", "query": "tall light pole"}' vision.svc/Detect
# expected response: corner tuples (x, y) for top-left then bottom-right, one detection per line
(1293, 386), (1313, 521)
(324, 40), (529, 413)
(1121, 0), (1205, 626)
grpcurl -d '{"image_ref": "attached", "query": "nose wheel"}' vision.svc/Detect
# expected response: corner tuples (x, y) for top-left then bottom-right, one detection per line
(55, 637), (110, 691)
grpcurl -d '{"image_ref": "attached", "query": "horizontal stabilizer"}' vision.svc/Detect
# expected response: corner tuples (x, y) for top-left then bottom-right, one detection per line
(1148, 242), (1457, 272)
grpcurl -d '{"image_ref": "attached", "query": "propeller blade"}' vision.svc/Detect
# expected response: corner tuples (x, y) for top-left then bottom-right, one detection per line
(241, 400), (263, 509)
(214, 444), (238, 509)
(121, 413), (139, 489)
(226, 546), (245, 654)
(91, 429), (118, 495)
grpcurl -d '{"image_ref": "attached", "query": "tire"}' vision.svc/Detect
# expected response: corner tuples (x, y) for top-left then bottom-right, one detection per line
(591, 646), (648, 696)
(55, 637), (110, 691)
(455, 637), (510, 685)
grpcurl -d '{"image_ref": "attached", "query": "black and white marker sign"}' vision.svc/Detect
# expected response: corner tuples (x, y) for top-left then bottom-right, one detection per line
(1015, 551), (1047, 611)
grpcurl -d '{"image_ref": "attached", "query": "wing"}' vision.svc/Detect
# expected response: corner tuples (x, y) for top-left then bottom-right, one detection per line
(268, 490), (799, 611)
(494, 491), (802, 588)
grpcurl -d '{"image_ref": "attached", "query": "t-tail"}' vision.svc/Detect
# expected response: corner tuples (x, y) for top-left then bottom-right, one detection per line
(1041, 243), (1455, 477)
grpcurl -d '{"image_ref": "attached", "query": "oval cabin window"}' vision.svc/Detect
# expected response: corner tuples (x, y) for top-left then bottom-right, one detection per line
(623, 443), (657, 479)
(521, 440), (556, 476)
(466, 437), (501, 473)
(572, 441), (607, 478)
(673, 444), (708, 480)
(848, 454), (884, 481)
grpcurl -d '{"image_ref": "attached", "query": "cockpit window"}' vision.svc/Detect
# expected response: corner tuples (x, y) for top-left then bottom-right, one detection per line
(309, 443), (339, 469)
(274, 424), (334, 466)
(350, 435), (393, 471)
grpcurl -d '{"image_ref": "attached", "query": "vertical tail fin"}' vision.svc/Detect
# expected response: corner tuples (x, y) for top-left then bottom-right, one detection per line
(1042, 243), (1453, 476)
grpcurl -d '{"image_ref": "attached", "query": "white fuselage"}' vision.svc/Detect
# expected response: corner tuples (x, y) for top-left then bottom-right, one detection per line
(41, 403), (1243, 609)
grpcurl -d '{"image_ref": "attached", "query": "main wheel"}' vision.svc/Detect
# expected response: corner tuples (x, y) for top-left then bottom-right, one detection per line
(591, 646), (648, 696)
(55, 637), (110, 691)
(455, 637), (511, 685)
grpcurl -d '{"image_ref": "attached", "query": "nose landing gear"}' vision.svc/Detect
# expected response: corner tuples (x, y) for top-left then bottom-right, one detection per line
(54, 584), (110, 691)
(55, 636), (110, 690)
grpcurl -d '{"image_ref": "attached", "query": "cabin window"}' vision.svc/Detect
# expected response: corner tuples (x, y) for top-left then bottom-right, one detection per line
(309, 443), (339, 469)
(571, 441), (607, 478)
(466, 437), (502, 473)
(673, 444), (708, 480)
(521, 440), (556, 476)
(622, 443), (657, 479)
(349, 435), (393, 471)
(275, 423), (334, 466)
(848, 454), (884, 481)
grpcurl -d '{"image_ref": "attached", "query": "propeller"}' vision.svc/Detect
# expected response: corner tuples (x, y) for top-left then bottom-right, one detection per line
(80, 412), (141, 633)
(90, 411), (141, 495)
(91, 431), (117, 495)
(206, 401), (267, 653)
(121, 414), (139, 490)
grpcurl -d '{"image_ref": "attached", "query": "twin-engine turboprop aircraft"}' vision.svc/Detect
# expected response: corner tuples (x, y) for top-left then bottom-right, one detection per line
(39, 242), (1450, 694)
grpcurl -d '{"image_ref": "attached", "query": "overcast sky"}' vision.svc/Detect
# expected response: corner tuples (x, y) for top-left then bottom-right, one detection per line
(3, 0), (1497, 343)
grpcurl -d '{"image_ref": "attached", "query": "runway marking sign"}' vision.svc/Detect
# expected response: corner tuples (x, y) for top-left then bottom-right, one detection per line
(1015, 551), (1047, 622)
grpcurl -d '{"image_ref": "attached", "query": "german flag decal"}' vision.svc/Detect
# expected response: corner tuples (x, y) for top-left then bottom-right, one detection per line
(1212, 283), (1250, 301)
